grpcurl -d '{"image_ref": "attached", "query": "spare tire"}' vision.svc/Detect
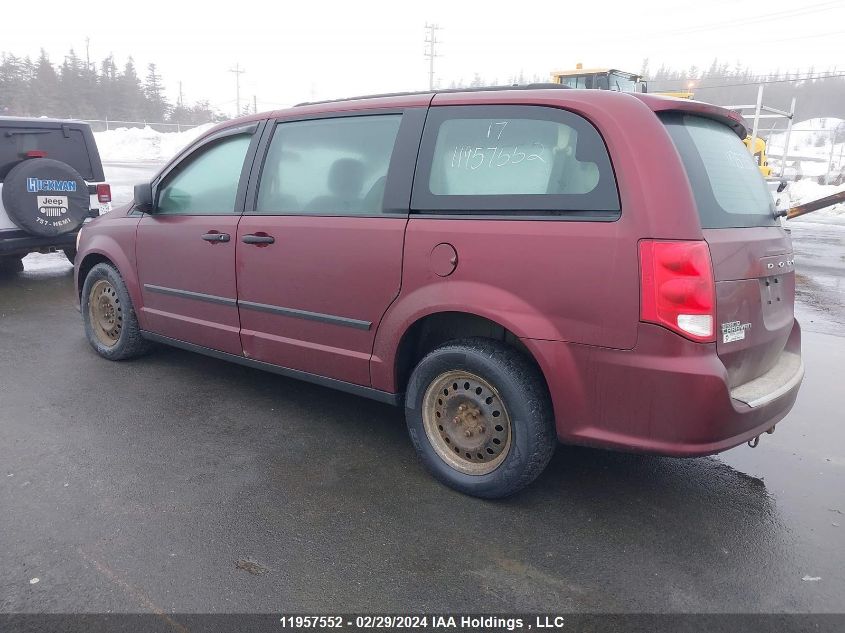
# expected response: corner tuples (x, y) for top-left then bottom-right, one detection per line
(1, 158), (89, 237)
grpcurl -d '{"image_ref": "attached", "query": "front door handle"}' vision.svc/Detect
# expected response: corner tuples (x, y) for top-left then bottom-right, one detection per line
(242, 233), (275, 245)
(202, 232), (230, 243)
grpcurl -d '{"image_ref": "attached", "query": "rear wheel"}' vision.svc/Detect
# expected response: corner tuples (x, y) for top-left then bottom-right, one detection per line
(405, 338), (556, 498)
(81, 263), (152, 360)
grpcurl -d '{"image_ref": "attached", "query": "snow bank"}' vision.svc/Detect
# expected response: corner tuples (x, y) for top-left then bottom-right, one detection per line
(786, 179), (845, 225)
(768, 117), (843, 152)
(94, 124), (214, 162)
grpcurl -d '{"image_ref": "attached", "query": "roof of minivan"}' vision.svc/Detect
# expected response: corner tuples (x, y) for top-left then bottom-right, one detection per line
(199, 86), (747, 142)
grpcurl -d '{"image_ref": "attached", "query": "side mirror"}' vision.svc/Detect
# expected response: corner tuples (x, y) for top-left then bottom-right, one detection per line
(777, 180), (788, 193)
(134, 182), (154, 212)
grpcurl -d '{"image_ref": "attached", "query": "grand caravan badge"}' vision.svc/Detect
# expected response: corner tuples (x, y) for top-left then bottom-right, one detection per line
(721, 321), (752, 343)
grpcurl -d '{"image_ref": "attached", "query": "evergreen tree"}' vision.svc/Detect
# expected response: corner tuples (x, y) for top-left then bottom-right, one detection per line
(28, 49), (61, 116)
(59, 49), (87, 117)
(99, 54), (118, 120)
(0, 54), (27, 114)
(114, 57), (145, 121)
(143, 63), (169, 121)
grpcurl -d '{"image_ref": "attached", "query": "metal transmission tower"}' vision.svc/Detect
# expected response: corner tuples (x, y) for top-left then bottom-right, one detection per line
(424, 23), (442, 91)
(228, 63), (246, 115)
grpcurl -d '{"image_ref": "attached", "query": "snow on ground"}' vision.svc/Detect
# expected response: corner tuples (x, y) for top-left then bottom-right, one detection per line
(94, 123), (214, 162)
(785, 179), (845, 225)
(22, 251), (72, 273)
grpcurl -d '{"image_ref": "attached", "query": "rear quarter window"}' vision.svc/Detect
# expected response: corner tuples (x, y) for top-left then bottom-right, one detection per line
(0, 125), (97, 182)
(661, 113), (776, 228)
(412, 105), (620, 219)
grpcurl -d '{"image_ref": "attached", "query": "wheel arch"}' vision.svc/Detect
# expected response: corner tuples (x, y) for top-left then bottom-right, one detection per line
(390, 310), (550, 399)
(76, 242), (143, 326)
(77, 252), (114, 297)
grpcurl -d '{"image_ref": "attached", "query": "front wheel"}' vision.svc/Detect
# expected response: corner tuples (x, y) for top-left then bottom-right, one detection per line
(405, 338), (556, 498)
(81, 263), (152, 360)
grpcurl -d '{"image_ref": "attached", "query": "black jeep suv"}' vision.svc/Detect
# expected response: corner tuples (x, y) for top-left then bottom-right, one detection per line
(0, 117), (110, 273)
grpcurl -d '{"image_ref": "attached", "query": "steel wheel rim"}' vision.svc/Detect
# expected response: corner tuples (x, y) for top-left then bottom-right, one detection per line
(88, 279), (122, 347)
(422, 370), (512, 475)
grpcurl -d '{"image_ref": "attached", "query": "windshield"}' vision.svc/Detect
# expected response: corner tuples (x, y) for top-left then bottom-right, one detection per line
(662, 113), (776, 228)
(607, 72), (642, 92)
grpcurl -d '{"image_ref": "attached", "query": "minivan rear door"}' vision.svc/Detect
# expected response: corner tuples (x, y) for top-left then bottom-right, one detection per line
(662, 113), (795, 389)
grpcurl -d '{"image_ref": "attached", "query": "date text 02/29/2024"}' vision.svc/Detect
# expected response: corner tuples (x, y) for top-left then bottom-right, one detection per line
(277, 615), (570, 630)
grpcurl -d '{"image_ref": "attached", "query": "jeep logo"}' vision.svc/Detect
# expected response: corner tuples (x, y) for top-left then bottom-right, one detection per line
(37, 195), (69, 218)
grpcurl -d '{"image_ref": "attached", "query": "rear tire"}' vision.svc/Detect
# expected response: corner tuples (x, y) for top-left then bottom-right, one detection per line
(405, 337), (556, 498)
(0, 256), (24, 275)
(81, 263), (152, 360)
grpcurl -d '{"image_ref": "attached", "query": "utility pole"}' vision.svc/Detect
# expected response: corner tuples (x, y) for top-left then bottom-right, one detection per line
(424, 23), (442, 91)
(228, 63), (246, 116)
(85, 36), (91, 71)
(176, 81), (184, 132)
(253, 94), (257, 115)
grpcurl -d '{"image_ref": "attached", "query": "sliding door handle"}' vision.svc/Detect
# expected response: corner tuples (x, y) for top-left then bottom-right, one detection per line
(242, 233), (275, 245)
(202, 232), (230, 243)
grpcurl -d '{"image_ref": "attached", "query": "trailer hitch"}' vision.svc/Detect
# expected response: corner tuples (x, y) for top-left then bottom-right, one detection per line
(748, 426), (775, 448)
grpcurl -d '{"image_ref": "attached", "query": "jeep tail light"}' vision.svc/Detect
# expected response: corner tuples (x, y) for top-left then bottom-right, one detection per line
(25, 150), (47, 158)
(639, 240), (715, 343)
(96, 184), (112, 204)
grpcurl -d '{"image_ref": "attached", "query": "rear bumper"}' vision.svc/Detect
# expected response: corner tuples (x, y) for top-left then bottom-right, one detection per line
(0, 228), (76, 257)
(525, 320), (803, 457)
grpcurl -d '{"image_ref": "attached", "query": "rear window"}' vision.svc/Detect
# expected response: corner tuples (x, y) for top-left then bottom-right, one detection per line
(0, 126), (96, 182)
(412, 105), (620, 219)
(662, 113), (776, 228)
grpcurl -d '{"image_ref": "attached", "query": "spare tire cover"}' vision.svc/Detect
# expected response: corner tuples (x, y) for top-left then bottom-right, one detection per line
(1, 158), (89, 236)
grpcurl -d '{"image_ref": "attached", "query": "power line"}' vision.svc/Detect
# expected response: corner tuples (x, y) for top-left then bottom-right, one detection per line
(613, 1), (843, 47)
(424, 23), (442, 91)
(645, 1), (842, 39)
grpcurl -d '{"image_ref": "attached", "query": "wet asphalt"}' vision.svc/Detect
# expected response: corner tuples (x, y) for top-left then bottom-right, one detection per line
(0, 224), (843, 617)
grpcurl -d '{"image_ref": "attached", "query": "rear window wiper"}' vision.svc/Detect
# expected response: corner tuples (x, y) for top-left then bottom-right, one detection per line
(4, 129), (52, 137)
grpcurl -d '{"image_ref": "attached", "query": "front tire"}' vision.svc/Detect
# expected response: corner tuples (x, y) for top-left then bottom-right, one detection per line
(81, 263), (152, 360)
(405, 338), (556, 498)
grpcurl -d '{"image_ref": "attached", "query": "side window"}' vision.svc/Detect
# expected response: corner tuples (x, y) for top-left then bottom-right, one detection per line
(157, 134), (251, 215)
(413, 105), (619, 218)
(255, 115), (402, 215)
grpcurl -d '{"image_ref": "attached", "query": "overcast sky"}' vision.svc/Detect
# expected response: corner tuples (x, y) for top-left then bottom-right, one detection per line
(2, 0), (843, 117)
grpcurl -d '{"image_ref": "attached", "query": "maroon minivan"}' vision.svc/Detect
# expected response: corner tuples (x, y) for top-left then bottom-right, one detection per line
(74, 87), (803, 497)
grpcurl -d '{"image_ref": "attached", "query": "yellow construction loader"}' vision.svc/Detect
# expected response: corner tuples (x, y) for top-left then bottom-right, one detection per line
(550, 65), (771, 177)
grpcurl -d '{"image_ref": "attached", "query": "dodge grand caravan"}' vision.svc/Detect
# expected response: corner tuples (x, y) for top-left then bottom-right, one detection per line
(74, 87), (803, 498)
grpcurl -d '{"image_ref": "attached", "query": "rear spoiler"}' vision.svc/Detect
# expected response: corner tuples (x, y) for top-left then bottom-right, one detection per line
(632, 94), (747, 138)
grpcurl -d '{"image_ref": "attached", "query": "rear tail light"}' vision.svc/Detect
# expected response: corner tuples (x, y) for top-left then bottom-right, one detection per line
(25, 150), (47, 158)
(639, 240), (715, 343)
(96, 184), (112, 204)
